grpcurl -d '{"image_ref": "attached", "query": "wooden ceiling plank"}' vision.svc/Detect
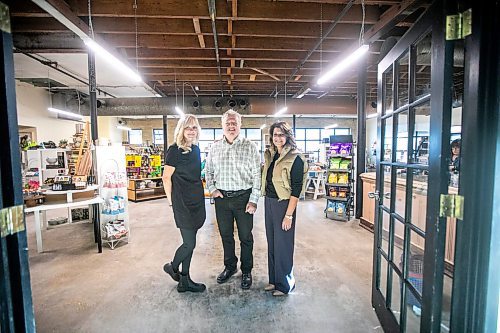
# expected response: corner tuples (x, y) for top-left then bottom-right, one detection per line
(232, 0), (238, 18)
(227, 19), (233, 36)
(250, 68), (280, 81)
(193, 18), (206, 48)
(69, 1), (380, 24)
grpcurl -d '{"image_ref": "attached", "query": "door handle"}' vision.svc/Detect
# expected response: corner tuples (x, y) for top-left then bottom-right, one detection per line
(368, 191), (380, 201)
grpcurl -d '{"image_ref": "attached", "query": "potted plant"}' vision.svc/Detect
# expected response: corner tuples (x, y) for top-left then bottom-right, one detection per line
(59, 139), (68, 148)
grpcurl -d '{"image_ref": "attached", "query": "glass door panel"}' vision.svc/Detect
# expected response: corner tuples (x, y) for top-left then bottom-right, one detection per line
(390, 270), (403, 324)
(415, 31), (432, 99)
(398, 52), (410, 107)
(372, 3), (452, 331)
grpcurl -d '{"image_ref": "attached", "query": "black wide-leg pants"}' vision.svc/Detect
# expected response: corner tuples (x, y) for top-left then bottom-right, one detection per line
(264, 196), (296, 294)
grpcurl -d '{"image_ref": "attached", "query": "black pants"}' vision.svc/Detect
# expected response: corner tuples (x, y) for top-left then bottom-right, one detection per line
(172, 228), (198, 275)
(214, 192), (254, 273)
(265, 196), (296, 294)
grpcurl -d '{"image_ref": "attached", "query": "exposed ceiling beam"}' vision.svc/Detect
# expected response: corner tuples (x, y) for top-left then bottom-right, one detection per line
(250, 68), (280, 81)
(12, 17), (407, 40)
(303, 0), (426, 98)
(192, 18), (205, 48)
(64, 1), (381, 24)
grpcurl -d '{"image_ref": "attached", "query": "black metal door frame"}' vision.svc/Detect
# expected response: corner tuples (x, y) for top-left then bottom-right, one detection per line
(371, 1), (455, 331)
(0, 2), (36, 332)
(450, 1), (500, 331)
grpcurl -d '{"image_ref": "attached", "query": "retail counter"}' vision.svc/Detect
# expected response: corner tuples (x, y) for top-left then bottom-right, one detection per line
(360, 172), (457, 267)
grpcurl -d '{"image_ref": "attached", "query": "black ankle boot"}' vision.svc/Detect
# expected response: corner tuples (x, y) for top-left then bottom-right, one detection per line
(177, 273), (206, 293)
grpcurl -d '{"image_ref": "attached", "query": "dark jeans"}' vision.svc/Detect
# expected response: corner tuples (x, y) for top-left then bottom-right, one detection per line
(265, 196), (296, 294)
(172, 228), (198, 274)
(214, 192), (254, 273)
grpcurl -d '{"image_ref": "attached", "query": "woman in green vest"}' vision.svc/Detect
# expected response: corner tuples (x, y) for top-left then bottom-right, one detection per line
(261, 121), (308, 296)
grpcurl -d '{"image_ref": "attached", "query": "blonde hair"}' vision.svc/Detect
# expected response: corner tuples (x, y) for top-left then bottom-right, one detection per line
(221, 109), (241, 126)
(174, 114), (201, 152)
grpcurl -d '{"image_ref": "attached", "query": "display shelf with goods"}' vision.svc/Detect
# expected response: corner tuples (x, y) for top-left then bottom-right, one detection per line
(127, 177), (166, 202)
(24, 148), (69, 189)
(96, 145), (130, 250)
(324, 135), (355, 221)
(67, 122), (91, 176)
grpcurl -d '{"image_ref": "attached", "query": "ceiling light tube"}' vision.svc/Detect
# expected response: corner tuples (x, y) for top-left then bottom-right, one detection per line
(116, 125), (132, 131)
(273, 106), (288, 117)
(48, 107), (84, 120)
(324, 124), (338, 129)
(296, 87), (312, 99)
(317, 44), (369, 86)
(84, 39), (142, 83)
(175, 106), (185, 117)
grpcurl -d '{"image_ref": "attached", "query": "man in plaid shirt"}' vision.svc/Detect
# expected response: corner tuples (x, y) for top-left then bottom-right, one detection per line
(206, 110), (261, 289)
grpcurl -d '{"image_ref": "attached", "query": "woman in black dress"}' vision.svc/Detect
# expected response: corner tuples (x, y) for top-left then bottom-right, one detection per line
(162, 114), (206, 293)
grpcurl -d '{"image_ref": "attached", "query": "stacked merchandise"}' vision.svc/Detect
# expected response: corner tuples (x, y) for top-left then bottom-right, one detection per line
(324, 136), (355, 221)
(96, 145), (130, 250)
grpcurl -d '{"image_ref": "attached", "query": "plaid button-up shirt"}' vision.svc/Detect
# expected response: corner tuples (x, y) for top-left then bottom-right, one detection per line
(206, 135), (262, 204)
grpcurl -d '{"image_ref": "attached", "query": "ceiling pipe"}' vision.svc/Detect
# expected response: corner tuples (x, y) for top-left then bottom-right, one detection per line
(208, 0), (224, 96)
(15, 48), (116, 98)
(286, 0), (356, 88)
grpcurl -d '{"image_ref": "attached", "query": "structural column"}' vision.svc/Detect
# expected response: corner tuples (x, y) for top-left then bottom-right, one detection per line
(355, 57), (367, 219)
(87, 48), (101, 253)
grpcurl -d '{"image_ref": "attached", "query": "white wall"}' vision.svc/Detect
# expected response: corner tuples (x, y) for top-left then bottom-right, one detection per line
(16, 81), (77, 142)
(97, 116), (122, 144)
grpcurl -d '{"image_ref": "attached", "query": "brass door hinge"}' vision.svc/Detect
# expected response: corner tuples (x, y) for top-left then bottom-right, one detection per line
(0, 205), (25, 237)
(0, 2), (11, 34)
(446, 8), (472, 40)
(439, 194), (464, 219)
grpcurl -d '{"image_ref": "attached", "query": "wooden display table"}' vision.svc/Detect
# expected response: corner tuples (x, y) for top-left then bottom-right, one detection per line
(24, 185), (103, 253)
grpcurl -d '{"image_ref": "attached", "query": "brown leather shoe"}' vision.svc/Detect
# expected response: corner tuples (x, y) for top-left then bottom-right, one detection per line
(272, 290), (286, 297)
(264, 284), (275, 291)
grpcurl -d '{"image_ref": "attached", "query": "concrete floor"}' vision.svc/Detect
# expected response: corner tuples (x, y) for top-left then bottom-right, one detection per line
(26, 198), (382, 333)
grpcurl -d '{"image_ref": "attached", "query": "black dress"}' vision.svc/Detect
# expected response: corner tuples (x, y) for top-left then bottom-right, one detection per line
(165, 144), (206, 230)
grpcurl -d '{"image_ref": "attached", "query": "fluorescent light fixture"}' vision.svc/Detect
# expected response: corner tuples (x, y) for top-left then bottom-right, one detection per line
(367, 113), (378, 119)
(273, 106), (288, 117)
(116, 125), (132, 131)
(175, 106), (185, 117)
(296, 87), (312, 99)
(84, 39), (142, 83)
(48, 107), (84, 120)
(194, 86), (200, 91)
(260, 124), (267, 130)
(324, 123), (338, 129)
(317, 44), (370, 86)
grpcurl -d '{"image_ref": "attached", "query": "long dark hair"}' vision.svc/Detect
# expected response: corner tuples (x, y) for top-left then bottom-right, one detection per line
(268, 121), (297, 150)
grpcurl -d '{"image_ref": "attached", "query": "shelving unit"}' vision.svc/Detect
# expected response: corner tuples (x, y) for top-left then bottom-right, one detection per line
(324, 135), (355, 222)
(96, 145), (130, 250)
(24, 149), (69, 188)
(127, 177), (166, 202)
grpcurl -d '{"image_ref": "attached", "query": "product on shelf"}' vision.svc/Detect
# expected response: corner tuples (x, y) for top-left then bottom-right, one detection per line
(337, 173), (349, 184)
(327, 172), (337, 184)
(339, 159), (351, 170)
(329, 157), (342, 169)
(324, 137), (354, 222)
(103, 220), (128, 240)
